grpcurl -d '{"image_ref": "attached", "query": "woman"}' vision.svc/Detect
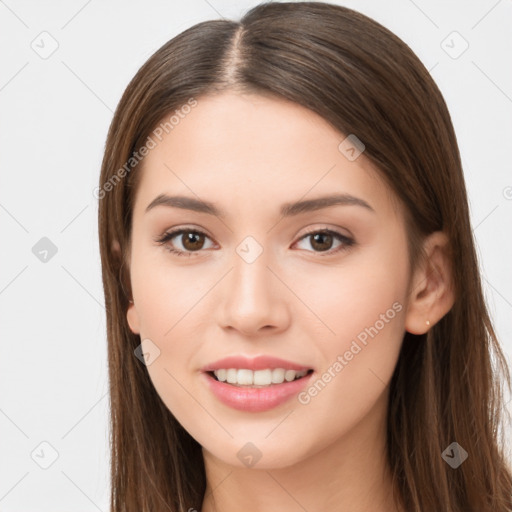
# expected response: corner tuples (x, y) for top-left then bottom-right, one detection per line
(97, 2), (512, 511)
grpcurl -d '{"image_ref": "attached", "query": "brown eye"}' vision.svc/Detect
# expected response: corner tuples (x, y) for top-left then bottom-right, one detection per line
(295, 229), (354, 255)
(155, 228), (214, 257)
(180, 231), (206, 251)
(156, 227), (354, 258)
(309, 232), (334, 252)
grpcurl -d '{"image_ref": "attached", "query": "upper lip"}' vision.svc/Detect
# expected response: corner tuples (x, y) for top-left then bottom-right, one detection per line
(201, 355), (312, 372)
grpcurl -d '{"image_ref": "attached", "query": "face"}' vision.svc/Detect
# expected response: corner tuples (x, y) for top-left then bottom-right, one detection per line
(126, 91), (411, 469)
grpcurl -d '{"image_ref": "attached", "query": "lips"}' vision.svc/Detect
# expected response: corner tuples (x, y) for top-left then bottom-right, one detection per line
(200, 355), (312, 372)
(200, 355), (315, 412)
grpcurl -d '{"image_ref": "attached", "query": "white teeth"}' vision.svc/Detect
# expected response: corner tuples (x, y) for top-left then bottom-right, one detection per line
(226, 368), (237, 384)
(237, 369), (253, 385)
(212, 368), (309, 386)
(285, 369), (296, 382)
(254, 369), (272, 386)
(215, 369), (227, 382)
(271, 368), (285, 383)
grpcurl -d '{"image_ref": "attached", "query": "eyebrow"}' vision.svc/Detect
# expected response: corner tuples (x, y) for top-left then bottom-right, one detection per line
(145, 193), (375, 218)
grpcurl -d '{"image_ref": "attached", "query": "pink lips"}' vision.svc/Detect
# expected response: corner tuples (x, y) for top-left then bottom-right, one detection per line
(200, 355), (311, 372)
(200, 355), (314, 412)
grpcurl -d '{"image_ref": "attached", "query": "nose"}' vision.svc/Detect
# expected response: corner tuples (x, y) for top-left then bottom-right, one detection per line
(216, 246), (290, 337)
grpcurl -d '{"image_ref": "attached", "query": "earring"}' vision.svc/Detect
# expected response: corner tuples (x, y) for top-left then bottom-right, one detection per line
(426, 320), (431, 326)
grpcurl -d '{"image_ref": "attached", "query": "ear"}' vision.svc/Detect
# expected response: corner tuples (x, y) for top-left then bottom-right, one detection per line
(405, 231), (455, 334)
(126, 301), (140, 335)
(112, 238), (140, 334)
(111, 238), (121, 256)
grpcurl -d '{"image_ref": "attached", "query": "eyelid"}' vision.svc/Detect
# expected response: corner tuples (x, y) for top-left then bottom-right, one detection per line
(298, 224), (354, 242)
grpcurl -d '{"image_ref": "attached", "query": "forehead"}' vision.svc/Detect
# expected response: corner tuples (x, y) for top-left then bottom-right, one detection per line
(132, 92), (401, 222)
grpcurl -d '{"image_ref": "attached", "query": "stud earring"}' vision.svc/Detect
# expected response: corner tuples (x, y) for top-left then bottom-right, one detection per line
(426, 320), (431, 326)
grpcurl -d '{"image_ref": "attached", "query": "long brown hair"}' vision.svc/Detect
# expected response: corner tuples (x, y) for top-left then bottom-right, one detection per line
(97, 2), (512, 510)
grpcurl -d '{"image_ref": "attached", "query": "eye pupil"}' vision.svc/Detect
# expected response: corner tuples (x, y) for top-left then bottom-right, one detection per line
(311, 232), (333, 251)
(183, 232), (204, 251)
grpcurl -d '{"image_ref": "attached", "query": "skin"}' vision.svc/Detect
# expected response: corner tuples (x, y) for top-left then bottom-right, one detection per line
(124, 91), (454, 512)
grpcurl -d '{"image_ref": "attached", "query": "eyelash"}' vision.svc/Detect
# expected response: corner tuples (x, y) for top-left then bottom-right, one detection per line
(154, 227), (355, 258)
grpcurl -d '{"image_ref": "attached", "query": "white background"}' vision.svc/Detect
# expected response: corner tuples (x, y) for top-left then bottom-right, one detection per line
(1, 0), (511, 510)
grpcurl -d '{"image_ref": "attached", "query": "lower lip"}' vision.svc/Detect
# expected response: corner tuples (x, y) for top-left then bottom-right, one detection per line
(202, 371), (314, 412)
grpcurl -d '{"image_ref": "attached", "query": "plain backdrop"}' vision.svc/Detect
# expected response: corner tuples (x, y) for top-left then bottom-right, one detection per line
(1, 0), (511, 510)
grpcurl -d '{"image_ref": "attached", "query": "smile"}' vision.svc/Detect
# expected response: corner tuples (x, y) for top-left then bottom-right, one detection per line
(202, 368), (314, 412)
(210, 368), (312, 387)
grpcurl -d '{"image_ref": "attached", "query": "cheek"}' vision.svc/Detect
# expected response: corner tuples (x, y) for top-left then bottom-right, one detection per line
(291, 237), (409, 428)
(130, 242), (203, 337)
(297, 238), (408, 349)
(129, 246), (210, 411)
